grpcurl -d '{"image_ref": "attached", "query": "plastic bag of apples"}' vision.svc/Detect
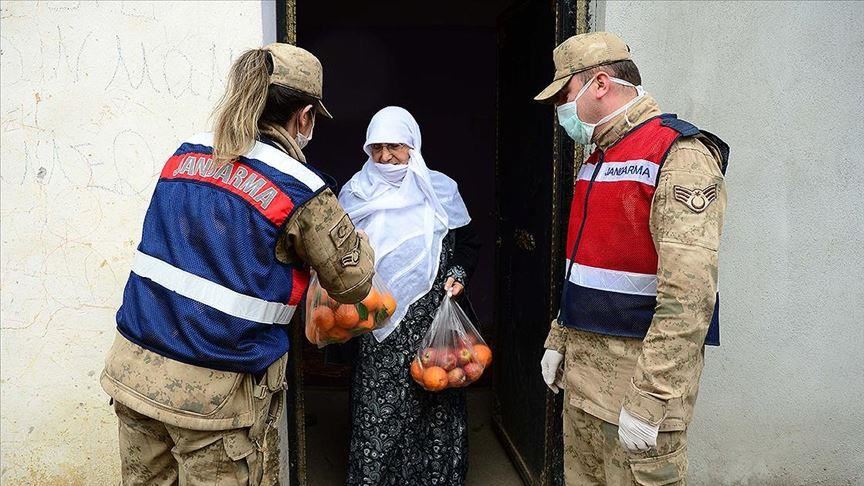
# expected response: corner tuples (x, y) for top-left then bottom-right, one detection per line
(305, 270), (397, 348)
(410, 293), (492, 391)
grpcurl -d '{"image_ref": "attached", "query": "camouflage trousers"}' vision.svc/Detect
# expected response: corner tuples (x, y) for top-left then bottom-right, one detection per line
(114, 401), (282, 486)
(563, 405), (688, 485)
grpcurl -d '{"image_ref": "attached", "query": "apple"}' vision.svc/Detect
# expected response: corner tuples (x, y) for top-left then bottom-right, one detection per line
(438, 351), (458, 371)
(420, 348), (437, 367)
(447, 368), (467, 387)
(456, 346), (473, 366)
(464, 363), (484, 382)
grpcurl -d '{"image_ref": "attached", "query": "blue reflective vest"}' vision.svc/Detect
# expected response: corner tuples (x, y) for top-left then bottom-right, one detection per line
(116, 133), (328, 374)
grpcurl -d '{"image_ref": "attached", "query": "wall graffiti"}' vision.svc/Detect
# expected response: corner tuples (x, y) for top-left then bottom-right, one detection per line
(0, 1), (264, 483)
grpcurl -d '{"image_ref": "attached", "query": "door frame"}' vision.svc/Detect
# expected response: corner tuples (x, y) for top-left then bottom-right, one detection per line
(489, 1), (588, 485)
(279, 6), (306, 486)
(279, 0), (589, 484)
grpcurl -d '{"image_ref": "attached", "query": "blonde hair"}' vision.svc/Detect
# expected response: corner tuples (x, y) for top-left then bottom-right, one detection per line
(211, 49), (271, 167)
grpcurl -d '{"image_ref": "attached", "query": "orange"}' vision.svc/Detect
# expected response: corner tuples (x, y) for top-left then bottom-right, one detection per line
(380, 293), (397, 318)
(422, 366), (449, 392)
(317, 287), (340, 308)
(334, 305), (360, 329)
(410, 359), (424, 383)
(356, 314), (375, 331)
(311, 306), (336, 332)
(472, 344), (493, 368)
(361, 287), (382, 311)
(324, 326), (352, 343)
(305, 320), (318, 344)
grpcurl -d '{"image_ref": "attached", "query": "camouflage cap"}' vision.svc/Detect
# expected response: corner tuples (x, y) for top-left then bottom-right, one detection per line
(264, 43), (333, 119)
(534, 32), (631, 103)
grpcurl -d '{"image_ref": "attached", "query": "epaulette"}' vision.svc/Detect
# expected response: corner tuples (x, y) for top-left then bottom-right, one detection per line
(659, 114), (700, 137)
(660, 114), (729, 175)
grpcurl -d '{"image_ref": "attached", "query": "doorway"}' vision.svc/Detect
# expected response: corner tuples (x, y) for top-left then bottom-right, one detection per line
(286, 1), (583, 484)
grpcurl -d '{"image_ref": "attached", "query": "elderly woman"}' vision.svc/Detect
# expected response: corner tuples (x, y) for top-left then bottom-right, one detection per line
(339, 106), (480, 485)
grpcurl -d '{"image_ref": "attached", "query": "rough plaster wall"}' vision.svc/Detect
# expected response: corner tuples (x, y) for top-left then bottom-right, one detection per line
(597, 1), (864, 485)
(0, 1), (263, 483)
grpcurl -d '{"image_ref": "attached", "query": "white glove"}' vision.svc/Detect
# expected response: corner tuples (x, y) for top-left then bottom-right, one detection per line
(540, 349), (565, 394)
(618, 408), (659, 452)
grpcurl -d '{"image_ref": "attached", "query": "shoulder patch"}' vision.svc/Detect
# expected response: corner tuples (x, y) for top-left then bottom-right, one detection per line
(673, 184), (718, 213)
(340, 236), (361, 268)
(329, 214), (355, 249)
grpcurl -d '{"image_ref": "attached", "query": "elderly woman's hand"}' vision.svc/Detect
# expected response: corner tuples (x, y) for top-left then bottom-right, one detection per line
(444, 277), (464, 297)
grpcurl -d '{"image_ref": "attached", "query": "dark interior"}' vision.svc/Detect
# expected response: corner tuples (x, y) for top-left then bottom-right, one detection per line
(296, 0), (516, 482)
(299, 0), (509, 385)
(293, 1), (574, 483)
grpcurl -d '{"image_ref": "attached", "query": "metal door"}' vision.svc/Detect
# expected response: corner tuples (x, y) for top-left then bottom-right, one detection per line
(493, 1), (583, 484)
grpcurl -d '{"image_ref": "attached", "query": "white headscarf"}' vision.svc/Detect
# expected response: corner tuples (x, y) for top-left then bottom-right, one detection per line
(339, 107), (470, 341)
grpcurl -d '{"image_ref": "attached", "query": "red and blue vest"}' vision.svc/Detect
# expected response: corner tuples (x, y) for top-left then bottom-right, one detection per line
(116, 133), (331, 374)
(560, 114), (725, 345)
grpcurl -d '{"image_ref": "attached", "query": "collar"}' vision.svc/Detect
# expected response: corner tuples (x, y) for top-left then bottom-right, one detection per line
(258, 122), (307, 163)
(593, 95), (662, 150)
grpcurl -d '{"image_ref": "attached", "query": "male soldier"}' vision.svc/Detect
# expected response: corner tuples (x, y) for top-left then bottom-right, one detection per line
(536, 32), (728, 484)
(100, 43), (374, 485)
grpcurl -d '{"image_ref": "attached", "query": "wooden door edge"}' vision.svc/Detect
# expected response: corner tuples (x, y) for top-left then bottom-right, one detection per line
(491, 408), (534, 486)
(288, 315), (307, 486)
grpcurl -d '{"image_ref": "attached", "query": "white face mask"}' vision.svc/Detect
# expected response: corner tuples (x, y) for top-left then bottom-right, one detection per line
(556, 75), (645, 145)
(296, 107), (315, 149)
(375, 159), (410, 184)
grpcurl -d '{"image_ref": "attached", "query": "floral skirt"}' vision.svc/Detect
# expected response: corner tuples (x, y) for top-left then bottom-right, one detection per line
(346, 285), (468, 486)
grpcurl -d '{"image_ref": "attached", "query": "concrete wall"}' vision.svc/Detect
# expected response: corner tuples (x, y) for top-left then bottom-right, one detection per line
(596, 1), (864, 484)
(0, 1), (264, 483)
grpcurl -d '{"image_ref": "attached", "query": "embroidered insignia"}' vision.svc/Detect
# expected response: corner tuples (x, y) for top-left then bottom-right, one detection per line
(329, 214), (354, 249)
(340, 235), (361, 267)
(673, 184), (717, 213)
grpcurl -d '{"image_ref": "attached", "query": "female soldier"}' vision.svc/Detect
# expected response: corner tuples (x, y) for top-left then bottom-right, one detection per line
(100, 43), (374, 485)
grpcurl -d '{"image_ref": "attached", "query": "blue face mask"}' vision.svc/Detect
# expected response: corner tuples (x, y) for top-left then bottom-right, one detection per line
(556, 75), (645, 145)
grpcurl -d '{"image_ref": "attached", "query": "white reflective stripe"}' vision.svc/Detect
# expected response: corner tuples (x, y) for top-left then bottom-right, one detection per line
(184, 132), (325, 192)
(577, 162), (596, 181)
(577, 159), (658, 186)
(131, 250), (296, 325)
(566, 259), (657, 296)
(246, 139), (326, 191)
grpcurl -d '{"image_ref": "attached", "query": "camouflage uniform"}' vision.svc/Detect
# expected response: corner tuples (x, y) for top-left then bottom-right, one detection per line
(544, 94), (726, 484)
(101, 43), (372, 485)
(534, 31), (727, 485)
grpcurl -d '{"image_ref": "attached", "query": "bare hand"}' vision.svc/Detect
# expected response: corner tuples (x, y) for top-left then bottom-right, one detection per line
(444, 277), (464, 297)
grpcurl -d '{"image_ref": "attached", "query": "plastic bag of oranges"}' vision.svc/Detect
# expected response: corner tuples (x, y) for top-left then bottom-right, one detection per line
(410, 293), (492, 392)
(304, 270), (397, 348)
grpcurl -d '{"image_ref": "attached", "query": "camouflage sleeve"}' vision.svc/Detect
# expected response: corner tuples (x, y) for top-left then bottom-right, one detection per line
(622, 138), (727, 425)
(544, 318), (568, 354)
(277, 188), (374, 304)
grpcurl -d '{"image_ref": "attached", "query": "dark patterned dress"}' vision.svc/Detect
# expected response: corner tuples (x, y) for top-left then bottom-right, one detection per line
(346, 226), (480, 486)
